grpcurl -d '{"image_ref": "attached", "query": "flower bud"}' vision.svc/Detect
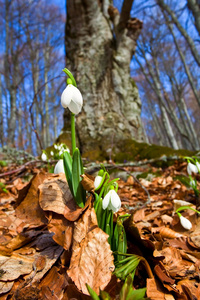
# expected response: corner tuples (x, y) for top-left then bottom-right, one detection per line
(54, 159), (65, 174)
(180, 215), (192, 230)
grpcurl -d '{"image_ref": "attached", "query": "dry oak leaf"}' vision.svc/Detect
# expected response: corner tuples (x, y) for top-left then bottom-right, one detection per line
(38, 173), (83, 221)
(68, 207), (114, 295)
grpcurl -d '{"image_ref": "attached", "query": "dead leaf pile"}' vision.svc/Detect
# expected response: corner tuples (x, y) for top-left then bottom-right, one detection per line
(0, 159), (200, 299)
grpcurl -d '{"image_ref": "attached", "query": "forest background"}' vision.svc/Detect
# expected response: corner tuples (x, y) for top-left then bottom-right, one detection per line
(0, 0), (200, 156)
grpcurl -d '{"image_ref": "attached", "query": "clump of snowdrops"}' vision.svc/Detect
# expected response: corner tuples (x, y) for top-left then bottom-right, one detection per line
(56, 68), (141, 281)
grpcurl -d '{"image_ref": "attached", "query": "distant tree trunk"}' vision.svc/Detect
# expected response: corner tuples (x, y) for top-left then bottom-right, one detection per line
(157, 0), (200, 66)
(5, 0), (17, 147)
(164, 13), (200, 108)
(160, 105), (179, 149)
(0, 74), (3, 146)
(44, 47), (50, 147)
(65, 0), (144, 154)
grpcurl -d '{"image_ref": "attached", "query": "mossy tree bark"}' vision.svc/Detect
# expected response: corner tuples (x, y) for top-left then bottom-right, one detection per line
(65, 0), (144, 155)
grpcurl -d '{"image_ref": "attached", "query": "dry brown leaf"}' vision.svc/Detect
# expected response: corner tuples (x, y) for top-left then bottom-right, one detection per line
(81, 173), (95, 192)
(24, 244), (63, 284)
(190, 218), (200, 248)
(47, 212), (73, 250)
(146, 278), (175, 300)
(63, 284), (91, 300)
(68, 207), (114, 295)
(38, 174), (83, 221)
(0, 281), (14, 295)
(154, 264), (175, 285)
(144, 211), (160, 221)
(38, 266), (68, 300)
(133, 208), (146, 222)
(0, 252), (34, 281)
(159, 227), (182, 239)
(161, 214), (173, 225)
(15, 171), (48, 226)
(157, 247), (196, 278)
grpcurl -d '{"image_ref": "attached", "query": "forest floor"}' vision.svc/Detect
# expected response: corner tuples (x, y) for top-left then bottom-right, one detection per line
(0, 157), (200, 300)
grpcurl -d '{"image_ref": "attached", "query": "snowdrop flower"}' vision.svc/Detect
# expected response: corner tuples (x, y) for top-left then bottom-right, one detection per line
(94, 175), (103, 189)
(41, 152), (47, 161)
(102, 189), (121, 212)
(54, 159), (65, 174)
(187, 162), (198, 175)
(54, 144), (58, 150)
(196, 162), (200, 172)
(61, 84), (83, 115)
(179, 215), (192, 230)
(50, 151), (54, 156)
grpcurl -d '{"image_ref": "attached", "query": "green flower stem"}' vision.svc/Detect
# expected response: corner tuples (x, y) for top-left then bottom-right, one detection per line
(176, 206), (200, 214)
(71, 113), (76, 155)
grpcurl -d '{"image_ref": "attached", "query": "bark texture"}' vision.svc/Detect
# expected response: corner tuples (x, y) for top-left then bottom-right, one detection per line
(65, 0), (144, 155)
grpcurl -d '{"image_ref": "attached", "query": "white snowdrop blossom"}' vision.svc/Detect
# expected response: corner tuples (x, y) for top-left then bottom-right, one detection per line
(102, 190), (121, 212)
(54, 159), (65, 174)
(196, 162), (200, 172)
(41, 152), (47, 161)
(187, 162), (198, 175)
(50, 151), (54, 156)
(61, 84), (83, 115)
(54, 144), (58, 150)
(180, 215), (192, 230)
(94, 175), (103, 189)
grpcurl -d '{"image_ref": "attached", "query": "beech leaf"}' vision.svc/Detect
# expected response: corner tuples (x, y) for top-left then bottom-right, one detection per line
(68, 207), (114, 295)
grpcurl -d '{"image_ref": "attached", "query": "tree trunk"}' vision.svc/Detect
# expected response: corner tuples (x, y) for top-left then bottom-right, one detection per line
(65, 0), (144, 155)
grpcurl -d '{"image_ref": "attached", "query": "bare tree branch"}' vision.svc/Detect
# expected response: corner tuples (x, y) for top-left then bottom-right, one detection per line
(118, 0), (134, 31)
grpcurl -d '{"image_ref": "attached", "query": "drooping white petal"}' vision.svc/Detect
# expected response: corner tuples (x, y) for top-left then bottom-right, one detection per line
(187, 162), (198, 175)
(94, 175), (103, 189)
(196, 162), (200, 172)
(61, 84), (83, 114)
(102, 190), (111, 210)
(68, 100), (82, 115)
(61, 85), (73, 108)
(108, 190), (121, 212)
(180, 216), (192, 230)
(54, 159), (65, 174)
(70, 85), (83, 106)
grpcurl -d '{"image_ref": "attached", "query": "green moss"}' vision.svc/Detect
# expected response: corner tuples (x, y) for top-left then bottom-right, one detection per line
(114, 139), (196, 163)
(82, 149), (108, 162)
(130, 78), (138, 89)
(173, 175), (191, 188)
